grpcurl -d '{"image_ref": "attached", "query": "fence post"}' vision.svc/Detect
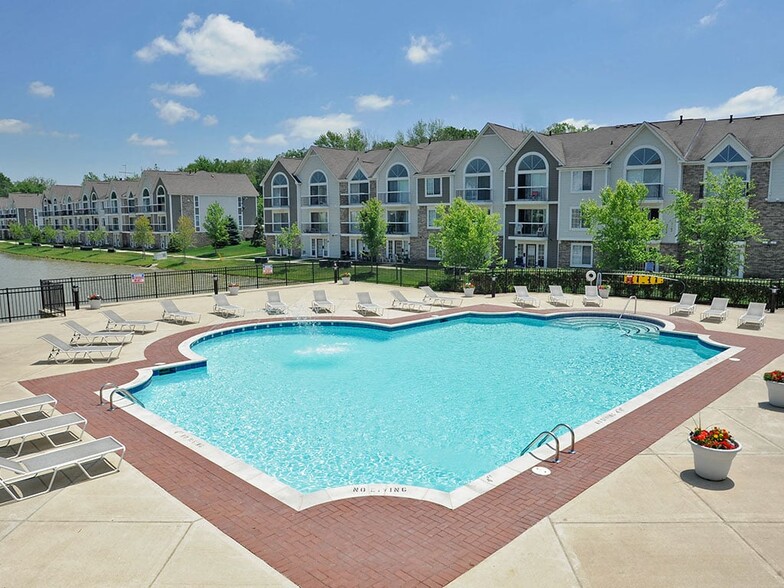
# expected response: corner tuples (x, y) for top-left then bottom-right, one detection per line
(113, 274), (119, 302)
(154, 271), (159, 298)
(4, 288), (11, 323)
(190, 270), (195, 295)
(255, 263), (260, 289)
(311, 261), (315, 284)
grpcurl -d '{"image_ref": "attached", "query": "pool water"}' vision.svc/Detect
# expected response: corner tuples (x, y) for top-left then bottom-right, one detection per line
(134, 315), (722, 493)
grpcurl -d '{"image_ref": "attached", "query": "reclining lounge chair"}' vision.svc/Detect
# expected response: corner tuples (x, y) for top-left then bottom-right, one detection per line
(512, 286), (540, 307)
(0, 436), (125, 502)
(390, 290), (430, 312)
(0, 394), (57, 423)
(356, 292), (384, 316)
(419, 286), (462, 307)
(101, 310), (159, 333)
(700, 297), (729, 322)
(0, 412), (87, 457)
(213, 294), (245, 318)
(160, 300), (201, 325)
(669, 293), (697, 315)
(548, 285), (574, 307)
(39, 334), (122, 364)
(737, 302), (767, 329)
(63, 320), (134, 345)
(311, 290), (335, 313)
(582, 286), (603, 307)
(265, 291), (288, 315)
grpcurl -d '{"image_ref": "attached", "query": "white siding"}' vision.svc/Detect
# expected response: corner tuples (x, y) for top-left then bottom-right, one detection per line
(769, 152), (784, 201)
(297, 154), (340, 257)
(376, 151), (418, 238)
(557, 167), (607, 241)
(453, 133), (511, 218)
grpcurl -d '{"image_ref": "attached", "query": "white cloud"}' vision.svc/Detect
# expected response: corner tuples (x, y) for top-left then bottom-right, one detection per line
(283, 113), (360, 142)
(202, 114), (218, 126)
(0, 119), (31, 134)
(560, 118), (597, 129)
(151, 98), (200, 124)
(150, 82), (202, 97)
(354, 94), (405, 112)
(405, 35), (450, 65)
(698, 0), (727, 27)
(136, 13), (296, 80)
(229, 132), (288, 154)
(667, 86), (784, 119)
(127, 133), (169, 148)
(28, 81), (54, 98)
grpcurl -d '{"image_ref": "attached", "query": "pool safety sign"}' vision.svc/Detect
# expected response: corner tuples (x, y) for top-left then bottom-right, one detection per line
(262, 264), (273, 275)
(131, 273), (145, 284)
(624, 274), (664, 285)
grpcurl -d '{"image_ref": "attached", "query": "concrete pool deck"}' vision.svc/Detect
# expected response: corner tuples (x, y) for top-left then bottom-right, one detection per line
(1, 283), (783, 586)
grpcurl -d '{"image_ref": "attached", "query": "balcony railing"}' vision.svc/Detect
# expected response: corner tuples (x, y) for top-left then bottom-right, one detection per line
(508, 187), (549, 201)
(509, 222), (548, 237)
(302, 223), (329, 233)
(151, 224), (167, 232)
(386, 223), (410, 235)
(341, 222), (361, 234)
(265, 198), (289, 208)
(643, 184), (663, 199)
(75, 208), (98, 215)
(378, 192), (410, 204)
(345, 193), (370, 205)
(301, 196), (328, 207)
(269, 223), (290, 233)
(0, 210), (18, 218)
(456, 188), (492, 201)
(121, 205), (138, 213)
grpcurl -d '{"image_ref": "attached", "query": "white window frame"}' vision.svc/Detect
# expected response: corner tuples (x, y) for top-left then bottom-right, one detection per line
(571, 170), (593, 193)
(271, 212), (288, 233)
(271, 173), (289, 207)
(237, 197), (244, 228)
(570, 243), (593, 268)
(425, 177), (442, 197)
(427, 238), (440, 260)
(625, 146), (663, 197)
(463, 158), (491, 201)
(427, 207), (439, 229)
(570, 207), (588, 230)
(193, 196), (200, 231)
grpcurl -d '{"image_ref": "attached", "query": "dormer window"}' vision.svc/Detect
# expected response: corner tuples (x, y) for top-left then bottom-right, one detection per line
(271, 173), (289, 207)
(309, 171), (328, 206)
(464, 158), (491, 201)
(386, 164), (409, 204)
(515, 154), (547, 201)
(349, 169), (369, 204)
(626, 148), (662, 199)
(708, 145), (748, 181)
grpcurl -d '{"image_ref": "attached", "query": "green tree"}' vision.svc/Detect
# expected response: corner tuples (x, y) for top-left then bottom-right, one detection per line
(358, 198), (388, 262)
(429, 198), (502, 270)
(204, 201), (229, 251)
(83, 172), (100, 182)
(276, 223), (301, 255)
(63, 227), (80, 249)
(13, 177), (54, 193)
(132, 216), (155, 256)
(23, 221), (42, 243)
(226, 215), (241, 246)
(88, 226), (107, 247)
(278, 147), (308, 159)
(8, 222), (24, 241)
(667, 171), (764, 276)
(0, 172), (13, 197)
(250, 215), (265, 247)
(314, 129), (369, 151)
(580, 180), (664, 270)
(41, 224), (57, 244)
(170, 216), (196, 260)
(542, 121), (594, 135)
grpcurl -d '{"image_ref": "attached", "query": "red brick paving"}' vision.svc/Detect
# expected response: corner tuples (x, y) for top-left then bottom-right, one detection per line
(19, 307), (784, 587)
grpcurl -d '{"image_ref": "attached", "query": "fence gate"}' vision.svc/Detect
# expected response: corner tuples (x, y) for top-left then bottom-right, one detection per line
(40, 280), (66, 317)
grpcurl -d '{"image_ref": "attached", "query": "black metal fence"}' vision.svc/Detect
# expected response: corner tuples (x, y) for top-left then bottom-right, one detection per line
(2, 261), (781, 323)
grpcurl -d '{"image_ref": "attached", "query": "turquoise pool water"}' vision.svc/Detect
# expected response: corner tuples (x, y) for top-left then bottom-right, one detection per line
(134, 315), (722, 493)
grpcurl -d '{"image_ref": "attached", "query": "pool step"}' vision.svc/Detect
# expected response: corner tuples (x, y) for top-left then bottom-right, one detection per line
(555, 316), (660, 337)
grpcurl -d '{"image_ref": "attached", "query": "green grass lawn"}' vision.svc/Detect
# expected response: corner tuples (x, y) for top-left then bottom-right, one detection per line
(183, 242), (267, 259)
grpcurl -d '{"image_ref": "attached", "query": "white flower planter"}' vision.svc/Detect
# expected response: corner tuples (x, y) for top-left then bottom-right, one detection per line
(599, 289), (610, 299)
(689, 437), (741, 481)
(766, 380), (784, 408)
(341, 277), (350, 285)
(463, 287), (475, 297)
(88, 299), (102, 310)
(228, 286), (240, 296)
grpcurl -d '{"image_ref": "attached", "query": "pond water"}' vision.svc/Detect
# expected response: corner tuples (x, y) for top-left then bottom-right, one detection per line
(0, 251), (137, 288)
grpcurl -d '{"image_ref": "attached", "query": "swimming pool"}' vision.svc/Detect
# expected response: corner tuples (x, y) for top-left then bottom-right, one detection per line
(131, 313), (729, 504)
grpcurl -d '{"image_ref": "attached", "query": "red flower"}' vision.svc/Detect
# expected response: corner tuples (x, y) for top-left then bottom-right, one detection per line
(691, 425), (736, 450)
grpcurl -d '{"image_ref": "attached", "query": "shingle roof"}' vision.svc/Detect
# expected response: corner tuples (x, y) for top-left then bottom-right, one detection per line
(8, 193), (43, 209)
(356, 149), (390, 176)
(278, 158), (301, 176)
(44, 185), (82, 201)
(421, 139), (473, 174)
(307, 147), (361, 180)
(683, 113), (784, 160)
(150, 170), (258, 197)
(0, 195), (13, 210)
(105, 180), (139, 199)
(397, 145), (430, 173)
(486, 123), (526, 150)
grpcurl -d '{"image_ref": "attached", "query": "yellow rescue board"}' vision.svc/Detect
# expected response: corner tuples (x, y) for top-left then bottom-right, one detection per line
(624, 275), (665, 285)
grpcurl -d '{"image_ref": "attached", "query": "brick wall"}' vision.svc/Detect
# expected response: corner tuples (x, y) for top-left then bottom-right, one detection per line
(747, 161), (784, 277)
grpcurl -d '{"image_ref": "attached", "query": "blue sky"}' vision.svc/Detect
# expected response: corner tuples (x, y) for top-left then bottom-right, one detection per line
(2, 0), (783, 185)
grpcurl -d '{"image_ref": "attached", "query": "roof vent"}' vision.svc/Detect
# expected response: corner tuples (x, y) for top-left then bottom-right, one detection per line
(729, 115), (734, 123)
(679, 115), (683, 125)
(755, 116), (762, 120)
(610, 140), (614, 145)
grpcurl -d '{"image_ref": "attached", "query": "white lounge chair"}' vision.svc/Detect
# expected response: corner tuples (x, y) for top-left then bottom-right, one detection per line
(39, 334), (122, 364)
(63, 320), (134, 345)
(512, 286), (540, 307)
(419, 286), (462, 307)
(213, 294), (245, 318)
(0, 436), (125, 502)
(311, 290), (335, 313)
(0, 394), (57, 423)
(670, 293), (697, 315)
(101, 310), (159, 333)
(583, 286), (603, 307)
(390, 290), (430, 312)
(700, 297), (729, 322)
(160, 300), (201, 324)
(0, 412), (87, 457)
(265, 291), (288, 314)
(737, 302), (767, 328)
(356, 292), (384, 316)
(548, 285), (574, 307)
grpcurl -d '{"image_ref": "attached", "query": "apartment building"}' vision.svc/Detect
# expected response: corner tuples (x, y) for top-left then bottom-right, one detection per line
(261, 113), (784, 278)
(0, 170), (259, 249)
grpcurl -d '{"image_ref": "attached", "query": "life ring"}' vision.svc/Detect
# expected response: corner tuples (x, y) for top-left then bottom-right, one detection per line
(585, 270), (596, 282)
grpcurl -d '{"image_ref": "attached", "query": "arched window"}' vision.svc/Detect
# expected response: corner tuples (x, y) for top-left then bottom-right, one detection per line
(626, 148), (662, 199)
(52, 198), (58, 215)
(142, 188), (151, 211)
(349, 169), (369, 204)
(464, 158), (491, 201)
(81, 194), (89, 213)
(110, 192), (118, 214)
(386, 164), (409, 203)
(271, 173), (289, 206)
(515, 154), (547, 201)
(65, 196), (72, 215)
(708, 145), (748, 181)
(308, 171), (327, 205)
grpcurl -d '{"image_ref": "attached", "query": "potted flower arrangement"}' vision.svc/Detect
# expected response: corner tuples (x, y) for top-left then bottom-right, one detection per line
(598, 284), (611, 299)
(227, 282), (240, 296)
(87, 293), (102, 310)
(688, 423), (741, 481)
(341, 272), (351, 285)
(463, 281), (475, 297)
(763, 370), (784, 407)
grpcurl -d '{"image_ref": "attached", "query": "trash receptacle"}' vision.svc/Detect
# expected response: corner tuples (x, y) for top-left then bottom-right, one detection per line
(769, 286), (780, 313)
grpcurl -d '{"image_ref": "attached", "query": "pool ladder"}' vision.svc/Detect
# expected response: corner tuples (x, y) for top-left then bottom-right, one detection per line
(520, 423), (575, 463)
(99, 382), (145, 412)
(617, 296), (638, 323)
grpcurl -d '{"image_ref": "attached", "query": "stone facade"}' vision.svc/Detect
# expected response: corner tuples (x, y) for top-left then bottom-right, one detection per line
(681, 164), (704, 198)
(410, 208), (429, 261)
(747, 161), (784, 277)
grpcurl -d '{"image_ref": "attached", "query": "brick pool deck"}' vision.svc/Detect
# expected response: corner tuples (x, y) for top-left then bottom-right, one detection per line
(16, 302), (784, 587)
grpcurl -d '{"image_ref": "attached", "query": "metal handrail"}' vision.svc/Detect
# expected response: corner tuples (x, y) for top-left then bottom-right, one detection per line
(99, 382), (145, 411)
(549, 423), (576, 454)
(520, 431), (561, 463)
(617, 295), (638, 323)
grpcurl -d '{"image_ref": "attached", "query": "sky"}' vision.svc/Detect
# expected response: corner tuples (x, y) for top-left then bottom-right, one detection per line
(2, 0), (784, 185)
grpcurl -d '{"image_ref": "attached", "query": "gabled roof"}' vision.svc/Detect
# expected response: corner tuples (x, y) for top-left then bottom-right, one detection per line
(44, 185), (82, 201)
(300, 147), (360, 181)
(397, 145), (430, 173)
(0, 195), (13, 210)
(421, 139), (472, 174)
(152, 170), (258, 197)
(278, 158), (301, 177)
(485, 123), (526, 150)
(85, 181), (111, 200)
(684, 114), (784, 160)
(355, 148), (390, 177)
(105, 180), (139, 198)
(8, 193), (43, 209)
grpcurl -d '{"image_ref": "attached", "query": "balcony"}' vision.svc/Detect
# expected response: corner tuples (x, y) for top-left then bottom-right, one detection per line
(386, 223), (410, 235)
(269, 223), (289, 233)
(378, 192), (410, 204)
(345, 193), (370, 205)
(140, 203), (166, 213)
(302, 223), (329, 233)
(151, 224), (167, 232)
(509, 187), (549, 201)
(301, 196), (328, 207)
(341, 222), (361, 234)
(265, 198), (289, 208)
(643, 184), (663, 199)
(456, 188), (492, 202)
(0, 210), (18, 219)
(509, 222), (548, 238)
(121, 205), (138, 214)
